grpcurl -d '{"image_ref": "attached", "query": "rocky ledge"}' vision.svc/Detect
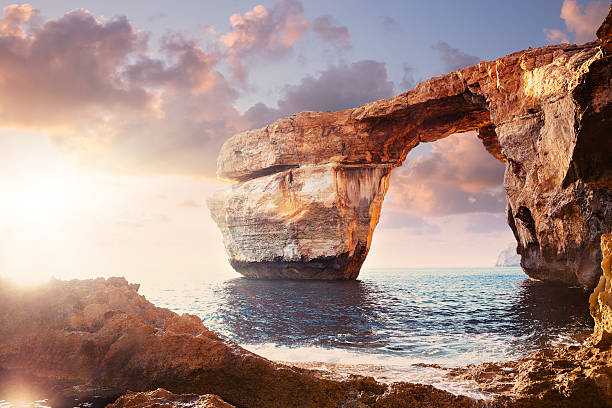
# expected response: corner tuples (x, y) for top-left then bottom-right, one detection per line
(209, 8), (612, 287)
(0, 276), (489, 408)
(1, 237), (612, 407)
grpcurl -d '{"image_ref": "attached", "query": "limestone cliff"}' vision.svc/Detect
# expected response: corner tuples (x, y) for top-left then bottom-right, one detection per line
(209, 10), (612, 287)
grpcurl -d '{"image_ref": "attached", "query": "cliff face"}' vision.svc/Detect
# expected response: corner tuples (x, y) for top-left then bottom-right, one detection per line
(209, 10), (612, 287)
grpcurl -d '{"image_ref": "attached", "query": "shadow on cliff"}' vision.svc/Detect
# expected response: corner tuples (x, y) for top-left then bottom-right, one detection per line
(507, 280), (593, 347)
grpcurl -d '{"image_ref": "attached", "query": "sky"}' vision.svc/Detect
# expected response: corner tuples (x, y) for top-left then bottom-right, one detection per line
(0, 0), (608, 284)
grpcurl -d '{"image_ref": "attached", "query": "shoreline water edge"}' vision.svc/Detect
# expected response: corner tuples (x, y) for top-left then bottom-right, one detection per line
(0, 234), (610, 407)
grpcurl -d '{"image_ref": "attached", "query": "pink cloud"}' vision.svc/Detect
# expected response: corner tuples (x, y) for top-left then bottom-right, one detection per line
(544, 28), (570, 44)
(220, 0), (308, 82)
(311, 14), (351, 50)
(0, 6), (247, 176)
(385, 132), (506, 217)
(561, 0), (608, 43)
(0, 4), (38, 36)
(545, 0), (608, 44)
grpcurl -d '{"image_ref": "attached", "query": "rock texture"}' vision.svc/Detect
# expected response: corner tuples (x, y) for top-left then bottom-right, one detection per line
(495, 243), (521, 267)
(0, 277), (489, 408)
(591, 234), (612, 347)
(106, 389), (235, 408)
(209, 8), (612, 287)
(2, 274), (612, 407)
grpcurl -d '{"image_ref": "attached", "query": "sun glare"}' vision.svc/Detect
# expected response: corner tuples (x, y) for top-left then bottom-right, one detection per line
(4, 172), (84, 233)
(0, 165), (99, 285)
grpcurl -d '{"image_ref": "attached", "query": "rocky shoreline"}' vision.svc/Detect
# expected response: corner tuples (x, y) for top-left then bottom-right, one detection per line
(0, 276), (488, 408)
(1, 7), (610, 408)
(0, 234), (611, 407)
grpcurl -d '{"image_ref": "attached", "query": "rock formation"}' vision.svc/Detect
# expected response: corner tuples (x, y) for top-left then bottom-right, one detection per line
(591, 233), (612, 347)
(0, 277), (488, 408)
(209, 8), (612, 288)
(2, 268), (612, 407)
(495, 243), (521, 267)
(106, 389), (236, 408)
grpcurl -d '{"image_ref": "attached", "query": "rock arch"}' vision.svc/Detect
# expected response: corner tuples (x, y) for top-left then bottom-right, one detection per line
(209, 30), (612, 288)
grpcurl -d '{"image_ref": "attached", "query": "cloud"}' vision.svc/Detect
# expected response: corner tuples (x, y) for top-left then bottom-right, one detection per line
(385, 132), (506, 217)
(311, 14), (351, 49)
(398, 64), (416, 92)
(179, 199), (201, 208)
(464, 213), (508, 234)
(0, 6), (247, 177)
(432, 41), (479, 72)
(544, 28), (570, 44)
(379, 16), (401, 35)
(0, 4), (38, 36)
(561, 0), (608, 43)
(244, 59), (394, 128)
(545, 0), (608, 44)
(220, 0), (308, 82)
(377, 211), (440, 234)
(0, 8), (153, 128)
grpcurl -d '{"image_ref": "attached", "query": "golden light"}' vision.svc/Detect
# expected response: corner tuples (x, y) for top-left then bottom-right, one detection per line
(3, 169), (87, 233)
(0, 161), (100, 285)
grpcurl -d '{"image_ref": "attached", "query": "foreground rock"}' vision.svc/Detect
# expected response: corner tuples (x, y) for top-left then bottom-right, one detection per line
(0, 277), (487, 408)
(1, 269), (612, 407)
(447, 344), (612, 408)
(209, 8), (612, 287)
(106, 389), (235, 408)
(591, 234), (612, 348)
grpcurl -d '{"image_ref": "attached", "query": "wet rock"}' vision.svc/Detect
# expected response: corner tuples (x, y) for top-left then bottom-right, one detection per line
(445, 233), (612, 407)
(448, 345), (612, 408)
(209, 8), (612, 287)
(106, 389), (235, 408)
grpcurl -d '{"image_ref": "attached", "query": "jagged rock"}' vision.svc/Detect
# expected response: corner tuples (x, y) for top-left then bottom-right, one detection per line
(447, 345), (612, 408)
(590, 234), (612, 347)
(495, 243), (521, 267)
(3, 274), (612, 407)
(0, 277), (489, 408)
(106, 389), (235, 408)
(446, 233), (612, 408)
(209, 8), (612, 288)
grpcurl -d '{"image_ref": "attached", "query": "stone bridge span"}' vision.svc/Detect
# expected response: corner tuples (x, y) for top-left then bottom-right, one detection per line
(209, 28), (612, 288)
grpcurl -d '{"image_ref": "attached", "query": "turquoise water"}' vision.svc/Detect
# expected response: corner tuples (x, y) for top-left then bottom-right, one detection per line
(142, 267), (592, 370)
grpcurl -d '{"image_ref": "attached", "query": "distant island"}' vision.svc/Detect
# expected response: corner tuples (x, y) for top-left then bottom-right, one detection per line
(495, 243), (520, 267)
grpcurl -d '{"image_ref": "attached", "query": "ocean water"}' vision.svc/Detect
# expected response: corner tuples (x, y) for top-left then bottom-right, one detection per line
(141, 267), (593, 396)
(0, 267), (594, 405)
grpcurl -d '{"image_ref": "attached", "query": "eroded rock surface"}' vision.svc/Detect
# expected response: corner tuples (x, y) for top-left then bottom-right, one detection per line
(591, 234), (612, 347)
(3, 272), (612, 407)
(209, 8), (612, 287)
(0, 277), (489, 408)
(106, 389), (235, 408)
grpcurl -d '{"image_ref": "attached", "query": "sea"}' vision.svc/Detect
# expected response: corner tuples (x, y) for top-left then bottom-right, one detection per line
(142, 266), (593, 397)
(0, 267), (594, 406)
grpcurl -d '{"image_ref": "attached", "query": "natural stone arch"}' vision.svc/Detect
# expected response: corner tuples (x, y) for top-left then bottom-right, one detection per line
(209, 37), (612, 288)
